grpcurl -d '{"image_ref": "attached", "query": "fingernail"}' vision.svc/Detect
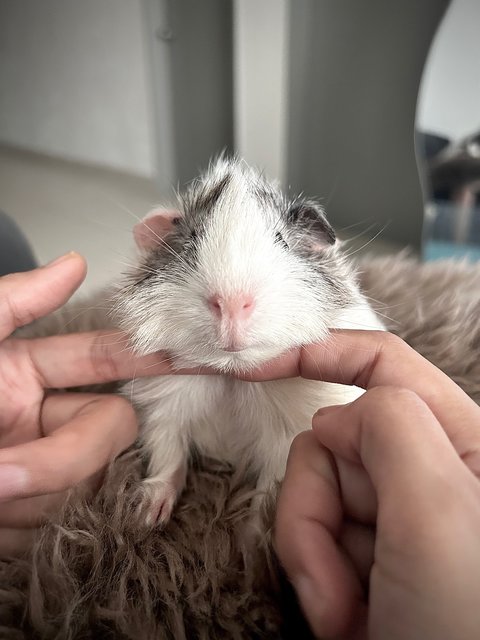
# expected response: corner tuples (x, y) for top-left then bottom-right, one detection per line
(313, 404), (344, 420)
(0, 465), (29, 500)
(46, 251), (79, 267)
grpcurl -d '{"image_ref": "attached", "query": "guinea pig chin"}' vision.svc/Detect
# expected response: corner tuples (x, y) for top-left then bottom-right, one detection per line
(171, 338), (288, 373)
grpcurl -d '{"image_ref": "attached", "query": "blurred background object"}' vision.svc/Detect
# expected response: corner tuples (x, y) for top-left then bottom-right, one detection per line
(416, 0), (480, 262)
(0, 0), (478, 291)
(419, 131), (480, 261)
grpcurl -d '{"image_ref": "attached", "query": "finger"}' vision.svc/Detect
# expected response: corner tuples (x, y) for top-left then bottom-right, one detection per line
(0, 528), (35, 557)
(0, 468), (103, 529)
(275, 431), (365, 639)
(247, 331), (480, 465)
(0, 393), (137, 501)
(312, 387), (480, 532)
(335, 457), (377, 525)
(305, 332), (480, 446)
(0, 252), (86, 340)
(25, 330), (203, 388)
(313, 386), (480, 639)
(339, 521), (375, 587)
(312, 405), (377, 525)
(0, 492), (64, 528)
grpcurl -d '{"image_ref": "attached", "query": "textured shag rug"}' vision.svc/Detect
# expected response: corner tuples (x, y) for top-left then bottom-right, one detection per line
(1, 255), (480, 639)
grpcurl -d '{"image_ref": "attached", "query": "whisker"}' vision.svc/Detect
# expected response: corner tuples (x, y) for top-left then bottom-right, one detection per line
(113, 258), (159, 277)
(343, 222), (391, 260)
(340, 222), (379, 246)
(136, 356), (176, 371)
(338, 318), (399, 330)
(337, 218), (374, 233)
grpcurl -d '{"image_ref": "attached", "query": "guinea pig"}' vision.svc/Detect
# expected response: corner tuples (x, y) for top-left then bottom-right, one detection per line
(113, 156), (384, 524)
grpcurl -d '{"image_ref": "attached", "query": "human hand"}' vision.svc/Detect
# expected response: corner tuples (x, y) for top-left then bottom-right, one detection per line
(248, 331), (480, 639)
(0, 253), (182, 555)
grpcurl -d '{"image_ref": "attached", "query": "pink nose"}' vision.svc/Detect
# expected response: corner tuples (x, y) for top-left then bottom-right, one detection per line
(208, 293), (255, 321)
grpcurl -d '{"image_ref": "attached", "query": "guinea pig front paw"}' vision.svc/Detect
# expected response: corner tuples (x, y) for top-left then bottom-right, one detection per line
(139, 480), (179, 527)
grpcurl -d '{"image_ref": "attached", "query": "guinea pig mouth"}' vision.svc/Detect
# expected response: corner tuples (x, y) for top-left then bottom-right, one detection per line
(221, 346), (245, 353)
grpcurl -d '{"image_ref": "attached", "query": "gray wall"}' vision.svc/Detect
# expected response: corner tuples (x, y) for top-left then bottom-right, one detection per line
(0, 0), (234, 185)
(287, 0), (449, 248)
(234, 0), (289, 184)
(0, 0), (156, 177)
(167, 0), (234, 186)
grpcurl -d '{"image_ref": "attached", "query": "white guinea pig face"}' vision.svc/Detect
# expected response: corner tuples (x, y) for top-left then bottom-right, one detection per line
(114, 159), (357, 372)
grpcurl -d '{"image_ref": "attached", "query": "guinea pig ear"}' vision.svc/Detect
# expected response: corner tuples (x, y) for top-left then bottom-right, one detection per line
(133, 208), (182, 250)
(287, 202), (336, 248)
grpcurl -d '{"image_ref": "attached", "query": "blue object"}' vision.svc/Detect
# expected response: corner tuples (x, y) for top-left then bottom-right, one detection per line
(423, 240), (480, 262)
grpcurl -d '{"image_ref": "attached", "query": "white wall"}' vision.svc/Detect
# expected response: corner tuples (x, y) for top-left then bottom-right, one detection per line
(417, 0), (480, 140)
(0, 0), (156, 177)
(233, 0), (289, 184)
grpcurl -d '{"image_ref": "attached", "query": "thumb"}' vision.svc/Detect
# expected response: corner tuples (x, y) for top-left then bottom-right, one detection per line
(0, 252), (87, 340)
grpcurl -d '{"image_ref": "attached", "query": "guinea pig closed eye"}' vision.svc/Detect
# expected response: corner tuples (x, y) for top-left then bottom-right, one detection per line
(113, 156), (384, 526)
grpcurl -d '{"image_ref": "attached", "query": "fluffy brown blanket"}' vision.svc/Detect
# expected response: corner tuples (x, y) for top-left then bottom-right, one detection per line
(1, 255), (480, 639)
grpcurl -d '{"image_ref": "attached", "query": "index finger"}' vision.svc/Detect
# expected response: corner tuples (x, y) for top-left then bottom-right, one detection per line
(247, 330), (480, 455)
(24, 330), (200, 388)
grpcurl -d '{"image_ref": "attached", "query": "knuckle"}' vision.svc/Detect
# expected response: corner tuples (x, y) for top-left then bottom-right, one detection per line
(104, 395), (137, 420)
(366, 385), (421, 406)
(377, 331), (406, 352)
(83, 394), (137, 423)
(90, 333), (123, 382)
(100, 395), (139, 443)
(354, 331), (407, 388)
(76, 395), (138, 466)
(289, 430), (313, 458)
(4, 290), (36, 330)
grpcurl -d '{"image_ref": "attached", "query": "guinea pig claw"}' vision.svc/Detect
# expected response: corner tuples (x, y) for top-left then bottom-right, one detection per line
(137, 480), (178, 527)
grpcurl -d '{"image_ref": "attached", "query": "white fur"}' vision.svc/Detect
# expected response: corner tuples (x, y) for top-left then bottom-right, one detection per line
(117, 159), (385, 522)
(126, 304), (382, 520)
